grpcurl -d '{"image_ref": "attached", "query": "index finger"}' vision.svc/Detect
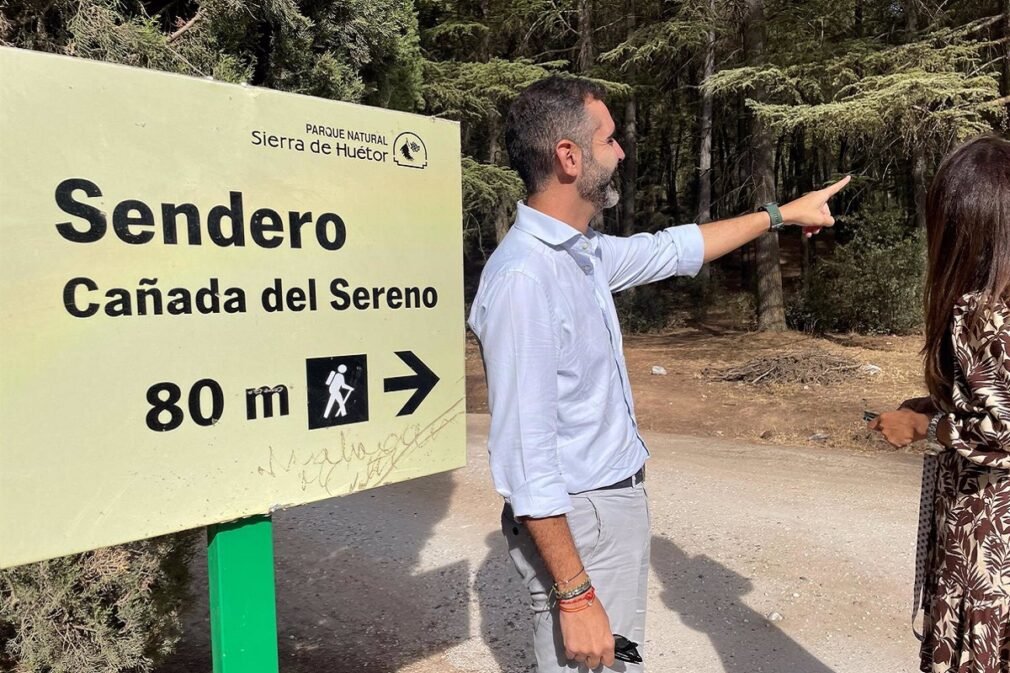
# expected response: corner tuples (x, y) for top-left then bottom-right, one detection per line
(819, 174), (851, 199)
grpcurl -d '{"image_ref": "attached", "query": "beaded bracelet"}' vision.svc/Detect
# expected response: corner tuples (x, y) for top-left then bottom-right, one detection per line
(554, 577), (592, 601)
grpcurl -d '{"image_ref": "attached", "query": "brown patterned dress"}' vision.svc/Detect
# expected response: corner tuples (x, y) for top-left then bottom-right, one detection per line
(921, 294), (1010, 673)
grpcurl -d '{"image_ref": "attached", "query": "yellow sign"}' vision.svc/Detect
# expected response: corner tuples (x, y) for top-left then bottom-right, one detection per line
(0, 47), (466, 569)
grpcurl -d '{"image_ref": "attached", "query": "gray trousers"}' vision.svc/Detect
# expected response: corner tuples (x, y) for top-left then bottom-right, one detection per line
(502, 480), (650, 672)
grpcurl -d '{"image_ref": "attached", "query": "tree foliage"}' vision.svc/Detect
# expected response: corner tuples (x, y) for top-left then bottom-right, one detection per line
(0, 534), (198, 673)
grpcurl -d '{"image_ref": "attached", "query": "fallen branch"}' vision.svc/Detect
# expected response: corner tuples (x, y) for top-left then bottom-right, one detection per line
(704, 351), (862, 385)
(984, 94), (1010, 109)
(167, 7), (204, 43)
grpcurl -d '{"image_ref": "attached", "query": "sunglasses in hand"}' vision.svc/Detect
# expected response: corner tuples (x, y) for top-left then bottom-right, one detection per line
(613, 634), (642, 664)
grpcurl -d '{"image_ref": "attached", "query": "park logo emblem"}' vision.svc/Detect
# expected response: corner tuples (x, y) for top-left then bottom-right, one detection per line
(392, 132), (428, 169)
(306, 354), (369, 429)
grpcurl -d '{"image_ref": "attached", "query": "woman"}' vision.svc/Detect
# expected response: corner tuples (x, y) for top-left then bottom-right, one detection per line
(871, 135), (1010, 672)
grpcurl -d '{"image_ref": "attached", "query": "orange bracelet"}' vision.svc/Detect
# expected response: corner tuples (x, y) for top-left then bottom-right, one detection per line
(558, 586), (596, 612)
(559, 600), (591, 613)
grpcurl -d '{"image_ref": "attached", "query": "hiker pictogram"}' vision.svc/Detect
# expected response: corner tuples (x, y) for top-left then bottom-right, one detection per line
(306, 355), (369, 429)
(324, 364), (355, 418)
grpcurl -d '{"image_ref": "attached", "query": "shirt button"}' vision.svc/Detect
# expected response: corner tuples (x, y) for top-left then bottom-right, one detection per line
(582, 265), (592, 273)
(581, 242), (589, 251)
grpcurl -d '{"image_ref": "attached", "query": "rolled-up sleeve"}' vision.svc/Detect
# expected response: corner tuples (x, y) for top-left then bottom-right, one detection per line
(470, 270), (572, 518)
(600, 224), (705, 293)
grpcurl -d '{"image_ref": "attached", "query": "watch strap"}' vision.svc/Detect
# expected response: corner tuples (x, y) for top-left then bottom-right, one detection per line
(926, 411), (944, 445)
(758, 202), (784, 231)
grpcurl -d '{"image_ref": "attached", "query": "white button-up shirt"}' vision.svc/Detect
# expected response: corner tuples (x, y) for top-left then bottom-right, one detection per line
(468, 202), (705, 517)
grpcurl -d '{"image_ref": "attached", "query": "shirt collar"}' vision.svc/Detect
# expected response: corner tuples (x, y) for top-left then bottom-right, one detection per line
(513, 202), (589, 247)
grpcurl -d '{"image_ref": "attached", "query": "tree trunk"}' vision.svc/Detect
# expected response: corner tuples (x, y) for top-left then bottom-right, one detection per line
(576, 0), (595, 72)
(695, 1), (716, 292)
(621, 0), (638, 236)
(251, 20), (275, 86)
(490, 111), (508, 242)
(494, 201), (510, 243)
(911, 151), (928, 229)
(1003, 0), (1010, 118)
(734, 93), (752, 289)
(745, 0), (786, 331)
(478, 0), (492, 61)
(487, 112), (500, 165)
(669, 123), (684, 219)
(794, 130), (814, 295)
(621, 95), (638, 234)
(696, 10), (715, 225)
(753, 123), (786, 331)
(905, 0), (918, 35)
(906, 1), (928, 229)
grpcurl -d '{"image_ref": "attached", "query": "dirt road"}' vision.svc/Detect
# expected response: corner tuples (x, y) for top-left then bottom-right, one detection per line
(159, 414), (922, 673)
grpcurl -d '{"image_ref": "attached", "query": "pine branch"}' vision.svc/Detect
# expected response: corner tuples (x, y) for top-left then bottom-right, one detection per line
(163, 44), (208, 76)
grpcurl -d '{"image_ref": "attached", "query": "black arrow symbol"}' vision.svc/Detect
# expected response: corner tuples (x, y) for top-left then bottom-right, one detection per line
(383, 351), (439, 417)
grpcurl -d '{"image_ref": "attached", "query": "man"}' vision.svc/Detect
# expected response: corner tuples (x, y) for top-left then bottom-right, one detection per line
(467, 76), (848, 671)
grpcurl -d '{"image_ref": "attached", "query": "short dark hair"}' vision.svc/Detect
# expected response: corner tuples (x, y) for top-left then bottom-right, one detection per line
(505, 75), (606, 195)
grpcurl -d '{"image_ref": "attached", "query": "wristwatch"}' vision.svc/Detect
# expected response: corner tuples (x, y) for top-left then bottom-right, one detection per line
(758, 202), (785, 231)
(926, 412), (944, 445)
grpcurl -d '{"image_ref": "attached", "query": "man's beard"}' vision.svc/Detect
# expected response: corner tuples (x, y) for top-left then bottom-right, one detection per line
(578, 154), (620, 211)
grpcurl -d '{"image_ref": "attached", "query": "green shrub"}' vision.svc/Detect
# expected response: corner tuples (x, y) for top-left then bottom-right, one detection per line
(788, 211), (925, 334)
(614, 265), (759, 333)
(614, 283), (680, 332)
(0, 531), (198, 673)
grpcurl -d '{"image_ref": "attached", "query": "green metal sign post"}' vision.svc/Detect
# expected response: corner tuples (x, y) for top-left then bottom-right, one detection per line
(208, 515), (280, 673)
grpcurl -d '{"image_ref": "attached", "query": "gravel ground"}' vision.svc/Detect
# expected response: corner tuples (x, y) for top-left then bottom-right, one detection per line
(158, 414), (922, 673)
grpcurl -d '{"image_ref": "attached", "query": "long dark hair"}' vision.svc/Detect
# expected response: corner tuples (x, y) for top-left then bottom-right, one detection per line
(923, 135), (1010, 402)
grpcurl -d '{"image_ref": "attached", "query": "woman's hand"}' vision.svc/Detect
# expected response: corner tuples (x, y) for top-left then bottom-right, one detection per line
(868, 409), (930, 448)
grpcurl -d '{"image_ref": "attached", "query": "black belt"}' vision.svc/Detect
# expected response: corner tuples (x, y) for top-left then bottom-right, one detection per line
(599, 466), (645, 490)
(574, 466), (645, 494)
(504, 467), (647, 520)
